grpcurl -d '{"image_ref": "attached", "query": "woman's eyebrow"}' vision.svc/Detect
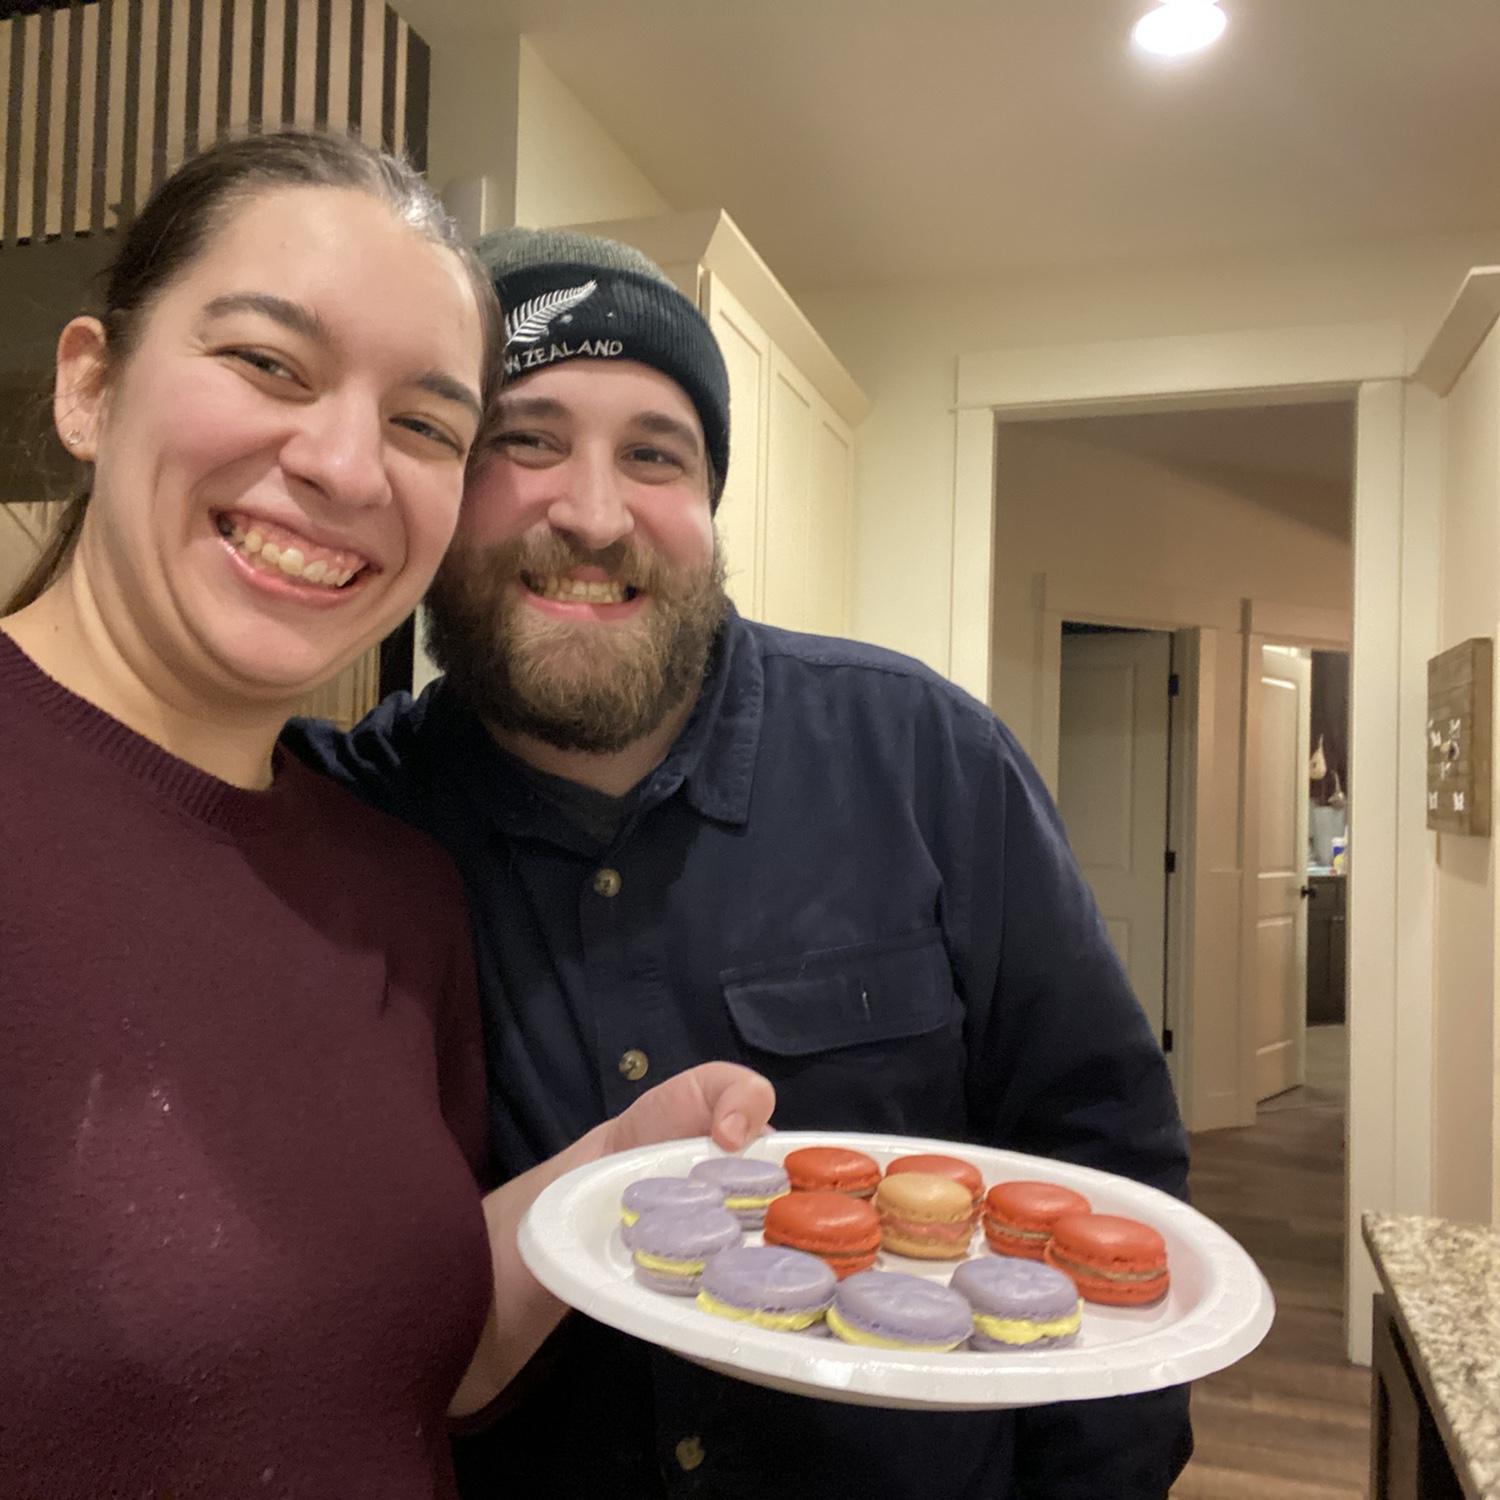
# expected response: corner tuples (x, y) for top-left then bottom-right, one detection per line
(416, 370), (483, 420)
(201, 292), (480, 417)
(200, 292), (328, 342)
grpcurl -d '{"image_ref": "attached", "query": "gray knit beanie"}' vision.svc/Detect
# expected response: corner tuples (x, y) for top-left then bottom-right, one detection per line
(476, 226), (730, 506)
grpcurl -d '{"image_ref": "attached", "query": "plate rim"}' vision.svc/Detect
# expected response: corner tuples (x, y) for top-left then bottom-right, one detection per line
(518, 1128), (1275, 1410)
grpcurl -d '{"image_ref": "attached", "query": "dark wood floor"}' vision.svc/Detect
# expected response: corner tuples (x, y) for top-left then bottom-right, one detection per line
(1172, 1028), (1371, 1498)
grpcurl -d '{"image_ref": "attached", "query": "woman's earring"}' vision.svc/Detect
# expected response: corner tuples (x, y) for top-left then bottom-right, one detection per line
(65, 430), (83, 449)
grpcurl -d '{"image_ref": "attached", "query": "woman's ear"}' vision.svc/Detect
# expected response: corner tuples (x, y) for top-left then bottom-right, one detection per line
(54, 316), (108, 462)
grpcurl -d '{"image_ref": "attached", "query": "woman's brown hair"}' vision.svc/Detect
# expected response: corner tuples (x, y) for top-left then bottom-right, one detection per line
(3, 130), (502, 615)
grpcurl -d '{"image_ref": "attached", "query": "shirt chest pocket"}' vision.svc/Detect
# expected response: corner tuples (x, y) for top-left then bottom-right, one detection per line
(719, 928), (967, 1134)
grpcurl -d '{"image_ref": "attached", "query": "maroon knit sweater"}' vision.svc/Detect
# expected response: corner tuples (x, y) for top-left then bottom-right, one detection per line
(0, 634), (494, 1499)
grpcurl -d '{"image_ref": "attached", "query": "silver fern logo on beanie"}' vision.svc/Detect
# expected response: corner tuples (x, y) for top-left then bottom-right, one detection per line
(503, 280), (598, 347)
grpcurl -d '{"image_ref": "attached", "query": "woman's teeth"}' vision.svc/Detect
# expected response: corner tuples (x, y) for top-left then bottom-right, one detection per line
(216, 515), (364, 588)
(525, 574), (637, 604)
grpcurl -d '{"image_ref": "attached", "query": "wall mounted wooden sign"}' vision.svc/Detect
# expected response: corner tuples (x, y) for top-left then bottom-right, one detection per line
(1427, 637), (1493, 836)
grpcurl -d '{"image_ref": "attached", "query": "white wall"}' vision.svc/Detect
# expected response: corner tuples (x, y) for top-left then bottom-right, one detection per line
(1433, 319), (1500, 1226)
(514, 41), (670, 228)
(800, 230), (1500, 684)
(991, 422), (1350, 749)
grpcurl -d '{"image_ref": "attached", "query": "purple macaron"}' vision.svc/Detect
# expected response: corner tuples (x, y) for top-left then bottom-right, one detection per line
(951, 1257), (1082, 1351)
(827, 1271), (974, 1351)
(629, 1206), (742, 1296)
(688, 1157), (790, 1229)
(620, 1177), (727, 1247)
(697, 1245), (837, 1332)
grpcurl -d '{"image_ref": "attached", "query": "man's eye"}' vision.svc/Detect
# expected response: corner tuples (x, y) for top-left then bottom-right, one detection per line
(627, 446), (682, 468)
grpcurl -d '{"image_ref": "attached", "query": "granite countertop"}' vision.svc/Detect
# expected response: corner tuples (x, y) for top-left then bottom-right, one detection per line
(1363, 1213), (1500, 1499)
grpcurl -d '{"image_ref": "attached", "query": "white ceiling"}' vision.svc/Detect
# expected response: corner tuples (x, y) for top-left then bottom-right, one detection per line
(401, 0), (1500, 290)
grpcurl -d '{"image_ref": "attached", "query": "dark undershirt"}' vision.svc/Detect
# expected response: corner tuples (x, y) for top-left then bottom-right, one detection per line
(501, 750), (637, 850)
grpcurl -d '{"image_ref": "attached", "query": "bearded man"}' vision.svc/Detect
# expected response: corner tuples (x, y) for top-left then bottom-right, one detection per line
(287, 229), (1192, 1500)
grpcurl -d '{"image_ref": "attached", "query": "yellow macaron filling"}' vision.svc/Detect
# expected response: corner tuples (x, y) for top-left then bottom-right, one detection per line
(826, 1305), (964, 1351)
(633, 1250), (704, 1276)
(972, 1305), (1082, 1346)
(723, 1190), (788, 1212)
(695, 1291), (826, 1331)
(620, 1207), (641, 1228)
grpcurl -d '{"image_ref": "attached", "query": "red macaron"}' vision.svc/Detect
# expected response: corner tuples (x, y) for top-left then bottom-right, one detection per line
(763, 1190), (882, 1278)
(1043, 1212), (1171, 1306)
(884, 1154), (984, 1213)
(982, 1180), (1092, 1261)
(783, 1146), (882, 1198)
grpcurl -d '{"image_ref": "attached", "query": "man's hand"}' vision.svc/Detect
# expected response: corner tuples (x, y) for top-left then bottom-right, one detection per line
(451, 1062), (775, 1418)
(606, 1062), (775, 1156)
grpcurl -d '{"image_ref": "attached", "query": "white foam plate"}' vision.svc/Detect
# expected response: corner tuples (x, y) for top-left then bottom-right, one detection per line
(518, 1130), (1274, 1411)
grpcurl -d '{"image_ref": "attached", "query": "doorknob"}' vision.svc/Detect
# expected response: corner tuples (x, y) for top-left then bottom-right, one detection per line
(1299, 885), (1316, 899)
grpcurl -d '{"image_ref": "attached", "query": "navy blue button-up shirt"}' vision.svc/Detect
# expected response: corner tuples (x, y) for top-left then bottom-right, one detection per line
(286, 610), (1192, 1500)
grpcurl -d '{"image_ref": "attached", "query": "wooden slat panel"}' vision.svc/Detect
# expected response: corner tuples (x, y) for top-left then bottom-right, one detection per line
(245, 0), (264, 129)
(312, 0), (328, 126)
(0, 0), (432, 242)
(214, 0), (231, 132)
(2, 15), (25, 245)
(379, 2), (394, 151)
(150, 0), (171, 189)
(31, 7), (52, 238)
(343, 0), (360, 132)
(118, 0), (142, 220)
(402, 17), (425, 167)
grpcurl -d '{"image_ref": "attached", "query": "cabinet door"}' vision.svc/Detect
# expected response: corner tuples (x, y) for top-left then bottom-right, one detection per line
(807, 393), (854, 636)
(763, 348), (815, 632)
(701, 273), (770, 620)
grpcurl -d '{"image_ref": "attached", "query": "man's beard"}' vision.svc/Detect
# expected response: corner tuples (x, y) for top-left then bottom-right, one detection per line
(425, 531), (729, 754)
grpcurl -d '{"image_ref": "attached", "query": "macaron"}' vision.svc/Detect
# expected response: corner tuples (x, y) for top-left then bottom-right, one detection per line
(696, 1244), (837, 1332)
(950, 1257), (1083, 1351)
(783, 1146), (882, 1198)
(1044, 1212), (1171, 1307)
(982, 1180), (1092, 1261)
(884, 1153), (985, 1213)
(875, 1171), (976, 1260)
(629, 1206), (743, 1296)
(763, 1190), (883, 1278)
(689, 1157), (790, 1229)
(826, 1270), (974, 1352)
(620, 1177), (727, 1245)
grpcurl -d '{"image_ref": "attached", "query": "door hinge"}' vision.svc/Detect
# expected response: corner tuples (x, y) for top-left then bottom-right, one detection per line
(1162, 1028), (1174, 1054)
(1164, 850), (1178, 875)
(1168, 673), (1180, 697)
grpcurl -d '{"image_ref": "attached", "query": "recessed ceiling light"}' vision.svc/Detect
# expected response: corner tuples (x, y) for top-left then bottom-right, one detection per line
(1132, 0), (1227, 59)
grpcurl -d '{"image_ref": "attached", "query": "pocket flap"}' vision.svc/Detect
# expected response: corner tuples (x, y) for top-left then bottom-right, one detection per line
(721, 928), (954, 1057)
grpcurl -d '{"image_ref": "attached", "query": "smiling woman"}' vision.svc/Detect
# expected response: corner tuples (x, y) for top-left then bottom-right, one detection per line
(0, 130), (773, 1500)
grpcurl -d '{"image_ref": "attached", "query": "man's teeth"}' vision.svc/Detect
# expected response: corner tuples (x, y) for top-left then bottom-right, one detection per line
(217, 516), (361, 588)
(529, 574), (635, 604)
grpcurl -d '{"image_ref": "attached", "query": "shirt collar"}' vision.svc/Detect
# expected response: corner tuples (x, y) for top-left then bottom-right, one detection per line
(640, 607), (762, 827)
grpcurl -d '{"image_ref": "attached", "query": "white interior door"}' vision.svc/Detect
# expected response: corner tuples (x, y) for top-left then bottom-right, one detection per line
(1255, 644), (1311, 1100)
(1057, 630), (1172, 1041)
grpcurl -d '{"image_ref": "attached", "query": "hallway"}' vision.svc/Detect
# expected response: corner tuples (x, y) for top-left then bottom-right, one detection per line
(1172, 1027), (1370, 1498)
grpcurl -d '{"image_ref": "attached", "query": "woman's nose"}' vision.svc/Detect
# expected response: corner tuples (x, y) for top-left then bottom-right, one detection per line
(280, 398), (392, 511)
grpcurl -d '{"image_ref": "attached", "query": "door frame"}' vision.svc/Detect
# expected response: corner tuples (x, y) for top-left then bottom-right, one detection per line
(947, 321), (1438, 1365)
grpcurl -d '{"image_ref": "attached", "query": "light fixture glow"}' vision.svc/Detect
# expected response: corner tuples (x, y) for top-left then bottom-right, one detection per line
(1132, 1), (1227, 58)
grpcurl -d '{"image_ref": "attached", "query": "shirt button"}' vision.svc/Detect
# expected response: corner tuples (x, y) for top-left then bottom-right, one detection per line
(618, 1049), (650, 1082)
(593, 867), (622, 898)
(675, 1436), (705, 1472)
